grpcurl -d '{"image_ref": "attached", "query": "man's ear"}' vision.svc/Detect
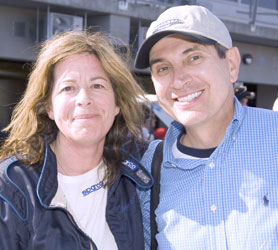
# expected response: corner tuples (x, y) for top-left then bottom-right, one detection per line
(226, 47), (241, 83)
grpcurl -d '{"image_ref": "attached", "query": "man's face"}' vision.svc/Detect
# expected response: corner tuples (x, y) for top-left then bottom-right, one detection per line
(149, 35), (240, 129)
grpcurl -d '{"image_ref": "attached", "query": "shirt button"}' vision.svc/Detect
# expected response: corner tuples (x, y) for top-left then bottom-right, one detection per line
(209, 162), (215, 168)
(211, 204), (217, 212)
(233, 136), (236, 140)
(171, 163), (176, 168)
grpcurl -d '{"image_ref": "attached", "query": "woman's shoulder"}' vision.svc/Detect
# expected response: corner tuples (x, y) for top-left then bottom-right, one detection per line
(0, 155), (19, 179)
(0, 156), (36, 222)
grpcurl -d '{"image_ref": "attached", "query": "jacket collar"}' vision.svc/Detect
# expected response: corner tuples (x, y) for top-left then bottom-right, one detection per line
(37, 140), (153, 207)
(36, 141), (58, 208)
(120, 156), (153, 189)
(0, 140), (153, 220)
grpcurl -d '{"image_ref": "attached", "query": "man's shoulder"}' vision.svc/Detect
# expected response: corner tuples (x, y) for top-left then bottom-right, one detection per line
(242, 107), (278, 136)
(244, 106), (278, 122)
(246, 106), (278, 115)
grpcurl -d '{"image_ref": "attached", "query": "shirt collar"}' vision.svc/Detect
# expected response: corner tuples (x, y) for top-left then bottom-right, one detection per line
(233, 96), (246, 125)
(165, 97), (246, 160)
(168, 97), (245, 136)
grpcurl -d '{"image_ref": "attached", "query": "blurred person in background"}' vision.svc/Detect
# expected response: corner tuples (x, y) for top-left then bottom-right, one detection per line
(142, 110), (157, 142)
(0, 31), (152, 250)
(234, 85), (255, 106)
(153, 127), (167, 140)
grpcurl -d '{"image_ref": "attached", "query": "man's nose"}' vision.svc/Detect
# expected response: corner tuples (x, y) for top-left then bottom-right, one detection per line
(171, 65), (192, 89)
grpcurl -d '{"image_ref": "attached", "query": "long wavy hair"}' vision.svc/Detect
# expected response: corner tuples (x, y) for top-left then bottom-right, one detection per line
(0, 31), (146, 186)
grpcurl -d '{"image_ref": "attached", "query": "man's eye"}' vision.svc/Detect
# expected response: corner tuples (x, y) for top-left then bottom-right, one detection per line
(190, 55), (201, 61)
(157, 66), (169, 73)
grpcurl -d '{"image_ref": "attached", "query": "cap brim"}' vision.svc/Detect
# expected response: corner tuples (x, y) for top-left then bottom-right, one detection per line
(134, 30), (216, 69)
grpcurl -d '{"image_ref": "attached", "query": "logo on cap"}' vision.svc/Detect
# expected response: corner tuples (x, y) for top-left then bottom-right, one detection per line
(153, 19), (184, 34)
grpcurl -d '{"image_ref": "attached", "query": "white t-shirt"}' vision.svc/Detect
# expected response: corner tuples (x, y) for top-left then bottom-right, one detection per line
(58, 161), (118, 250)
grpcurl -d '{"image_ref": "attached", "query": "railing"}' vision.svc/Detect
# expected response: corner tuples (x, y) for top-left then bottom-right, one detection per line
(118, 0), (191, 10)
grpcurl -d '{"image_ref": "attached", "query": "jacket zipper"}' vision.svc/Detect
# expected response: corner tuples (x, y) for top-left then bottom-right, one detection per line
(49, 206), (97, 250)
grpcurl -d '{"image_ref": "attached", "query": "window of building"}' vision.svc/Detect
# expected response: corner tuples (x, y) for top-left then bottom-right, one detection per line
(242, 0), (278, 10)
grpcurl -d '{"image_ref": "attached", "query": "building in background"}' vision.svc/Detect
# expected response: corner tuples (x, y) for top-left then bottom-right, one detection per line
(0, 0), (278, 135)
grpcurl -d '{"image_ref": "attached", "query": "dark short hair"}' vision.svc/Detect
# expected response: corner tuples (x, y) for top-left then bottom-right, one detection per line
(214, 43), (227, 59)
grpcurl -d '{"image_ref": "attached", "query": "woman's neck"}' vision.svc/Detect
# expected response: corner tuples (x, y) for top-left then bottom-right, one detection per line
(52, 135), (104, 176)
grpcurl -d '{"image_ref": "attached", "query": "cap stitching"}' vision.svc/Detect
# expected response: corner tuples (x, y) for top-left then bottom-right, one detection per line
(153, 19), (185, 34)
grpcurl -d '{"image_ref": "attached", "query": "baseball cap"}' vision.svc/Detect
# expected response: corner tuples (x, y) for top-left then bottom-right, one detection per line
(135, 5), (232, 69)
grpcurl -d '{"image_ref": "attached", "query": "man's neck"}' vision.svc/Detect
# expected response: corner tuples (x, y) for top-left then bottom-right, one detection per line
(180, 104), (234, 149)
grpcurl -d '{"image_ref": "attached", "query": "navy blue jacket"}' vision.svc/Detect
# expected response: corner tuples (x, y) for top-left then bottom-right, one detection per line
(0, 142), (152, 250)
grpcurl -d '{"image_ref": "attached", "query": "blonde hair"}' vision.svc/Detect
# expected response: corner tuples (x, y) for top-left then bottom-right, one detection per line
(0, 31), (146, 186)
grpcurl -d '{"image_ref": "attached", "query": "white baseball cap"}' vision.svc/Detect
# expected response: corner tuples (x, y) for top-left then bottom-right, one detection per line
(135, 5), (232, 69)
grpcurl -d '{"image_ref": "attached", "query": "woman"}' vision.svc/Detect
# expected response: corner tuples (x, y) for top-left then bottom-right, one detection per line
(0, 31), (152, 250)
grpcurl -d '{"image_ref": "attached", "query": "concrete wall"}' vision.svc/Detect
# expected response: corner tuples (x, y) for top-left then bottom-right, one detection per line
(256, 84), (278, 109)
(235, 41), (278, 86)
(88, 14), (130, 44)
(0, 5), (37, 61)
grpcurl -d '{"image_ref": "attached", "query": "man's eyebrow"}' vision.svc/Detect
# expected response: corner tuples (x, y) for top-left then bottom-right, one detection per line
(182, 45), (204, 55)
(149, 58), (164, 68)
(182, 47), (197, 54)
(149, 45), (204, 68)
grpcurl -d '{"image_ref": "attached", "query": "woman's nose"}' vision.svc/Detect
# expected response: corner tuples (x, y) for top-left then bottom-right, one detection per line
(76, 88), (92, 106)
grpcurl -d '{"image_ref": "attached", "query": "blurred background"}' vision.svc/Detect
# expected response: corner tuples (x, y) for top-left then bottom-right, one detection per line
(0, 0), (277, 140)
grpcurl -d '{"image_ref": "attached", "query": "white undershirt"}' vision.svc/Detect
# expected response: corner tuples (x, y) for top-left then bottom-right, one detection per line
(172, 139), (200, 159)
(58, 161), (118, 250)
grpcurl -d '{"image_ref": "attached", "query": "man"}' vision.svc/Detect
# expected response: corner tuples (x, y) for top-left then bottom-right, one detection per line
(135, 5), (278, 250)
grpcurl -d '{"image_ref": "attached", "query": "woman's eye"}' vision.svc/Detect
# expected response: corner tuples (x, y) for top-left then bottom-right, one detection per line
(61, 86), (74, 92)
(92, 83), (105, 89)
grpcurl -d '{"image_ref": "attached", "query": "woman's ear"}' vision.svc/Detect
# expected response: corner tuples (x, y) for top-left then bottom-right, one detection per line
(114, 106), (120, 117)
(226, 47), (241, 83)
(46, 103), (54, 120)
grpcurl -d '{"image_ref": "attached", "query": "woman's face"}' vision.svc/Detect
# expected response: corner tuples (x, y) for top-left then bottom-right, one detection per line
(47, 53), (120, 147)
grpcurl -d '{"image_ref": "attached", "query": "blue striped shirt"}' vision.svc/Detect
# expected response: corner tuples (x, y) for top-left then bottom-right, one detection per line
(138, 98), (278, 250)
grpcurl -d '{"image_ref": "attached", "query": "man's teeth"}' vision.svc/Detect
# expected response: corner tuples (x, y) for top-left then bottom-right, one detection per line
(178, 91), (202, 102)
